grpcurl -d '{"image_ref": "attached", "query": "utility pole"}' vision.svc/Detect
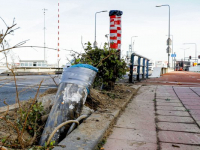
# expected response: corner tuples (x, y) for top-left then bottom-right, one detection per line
(42, 8), (48, 62)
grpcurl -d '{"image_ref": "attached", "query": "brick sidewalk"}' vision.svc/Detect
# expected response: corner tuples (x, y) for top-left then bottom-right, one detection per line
(141, 71), (200, 87)
(103, 85), (200, 150)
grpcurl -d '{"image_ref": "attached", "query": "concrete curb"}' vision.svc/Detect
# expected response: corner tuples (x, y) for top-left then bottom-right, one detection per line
(53, 85), (141, 150)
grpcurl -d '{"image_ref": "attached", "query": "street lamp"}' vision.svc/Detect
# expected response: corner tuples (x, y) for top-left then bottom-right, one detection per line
(156, 4), (171, 68)
(94, 10), (107, 48)
(180, 48), (189, 61)
(131, 36), (138, 53)
(183, 43), (197, 63)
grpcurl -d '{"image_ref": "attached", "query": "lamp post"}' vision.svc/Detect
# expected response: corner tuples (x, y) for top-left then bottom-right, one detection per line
(180, 48), (189, 61)
(156, 4), (171, 68)
(183, 43), (197, 63)
(94, 10), (107, 48)
(131, 36), (138, 53)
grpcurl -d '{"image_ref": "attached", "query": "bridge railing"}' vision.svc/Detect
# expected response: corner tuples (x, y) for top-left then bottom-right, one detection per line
(129, 52), (150, 83)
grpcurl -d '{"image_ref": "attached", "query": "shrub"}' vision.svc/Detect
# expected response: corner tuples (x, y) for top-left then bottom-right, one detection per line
(75, 42), (127, 90)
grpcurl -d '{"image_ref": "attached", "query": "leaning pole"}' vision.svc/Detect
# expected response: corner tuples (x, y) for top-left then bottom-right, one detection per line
(39, 64), (98, 145)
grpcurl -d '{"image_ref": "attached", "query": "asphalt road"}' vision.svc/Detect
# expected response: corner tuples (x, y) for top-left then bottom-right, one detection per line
(0, 75), (59, 107)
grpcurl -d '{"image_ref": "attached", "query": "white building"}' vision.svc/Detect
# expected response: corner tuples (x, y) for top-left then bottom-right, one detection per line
(19, 60), (47, 67)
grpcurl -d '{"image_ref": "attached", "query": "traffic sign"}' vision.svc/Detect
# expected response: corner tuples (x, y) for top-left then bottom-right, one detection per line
(171, 54), (176, 57)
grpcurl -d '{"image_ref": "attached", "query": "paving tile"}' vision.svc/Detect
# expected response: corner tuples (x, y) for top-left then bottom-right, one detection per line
(180, 99), (200, 102)
(160, 143), (200, 150)
(119, 109), (156, 120)
(196, 121), (200, 127)
(127, 105), (155, 112)
(177, 93), (198, 96)
(189, 110), (200, 115)
(157, 110), (190, 116)
(160, 94), (177, 96)
(133, 100), (154, 104)
(104, 139), (157, 150)
(128, 102), (155, 108)
(177, 93), (198, 95)
(126, 107), (155, 113)
(156, 99), (180, 103)
(116, 116), (156, 131)
(118, 107), (156, 117)
(192, 115), (200, 121)
(124, 106), (155, 116)
(177, 91), (198, 93)
(134, 96), (155, 100)
(156, 102), (183, 107)
(179, 97), (200, 100)
(108, 127), (157, 143)
(156, 98), (180, 101)
(177, 93), (199, 99)
(184, 105), (200, 110)
(157, 106), (186, 111)
(158, 131), (200, 144)
(157, 122), (200, 133)
(182, 102), (200, 106)
(156, 96), (179, 100)
(176, 94), (192, 96)
(157, 116), (194, 123)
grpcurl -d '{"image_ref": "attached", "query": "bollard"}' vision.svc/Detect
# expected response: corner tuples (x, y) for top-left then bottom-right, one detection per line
(39, 64), (98, 145)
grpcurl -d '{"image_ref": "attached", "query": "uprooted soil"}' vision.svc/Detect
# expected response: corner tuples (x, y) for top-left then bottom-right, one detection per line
(0, 83), (136, 149)
(86, 84), (136, 111)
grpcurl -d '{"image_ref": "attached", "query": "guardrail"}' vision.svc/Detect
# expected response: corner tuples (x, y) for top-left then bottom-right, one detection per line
(129, 52), (150, 83)
(3, 67), (63, 75)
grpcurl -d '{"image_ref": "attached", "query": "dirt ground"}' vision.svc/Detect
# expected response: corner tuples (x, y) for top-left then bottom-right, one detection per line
(0, 83), (136, 149)
(85, 84), (136, 111)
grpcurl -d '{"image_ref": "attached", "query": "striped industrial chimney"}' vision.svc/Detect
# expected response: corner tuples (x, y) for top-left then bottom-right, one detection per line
(109, 10), (123, 59)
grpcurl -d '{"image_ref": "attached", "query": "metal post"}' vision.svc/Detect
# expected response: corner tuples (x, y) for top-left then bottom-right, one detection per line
(168, 53), (170, 68)
(172, 35), (173, 68)
(146, 60), (149, 78)
(174, 52), (176, 71)
(131, 36), (138, 53)
(156, 4), (171, 68)
(95, 12), (97, 44)
(129, 54), (134, 83)
(142, 58), (145, 79)
(43, 8), (47, 61)
(168, 5), (170, 68)
(169, 35), (173, 68)
(137, 57), (141, 81)
(94, 10), (107, 48)
(196, 44), (197, 63)
(184, 49), (185, 62)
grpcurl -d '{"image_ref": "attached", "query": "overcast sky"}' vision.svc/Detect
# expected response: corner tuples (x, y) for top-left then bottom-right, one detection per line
(1, 0), (200, 65)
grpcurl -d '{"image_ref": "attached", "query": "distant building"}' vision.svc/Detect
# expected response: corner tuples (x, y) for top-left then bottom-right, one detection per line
(155, 61), (168, 68)
(19, 60), (47, 67)
(148, 60), (155, 71)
